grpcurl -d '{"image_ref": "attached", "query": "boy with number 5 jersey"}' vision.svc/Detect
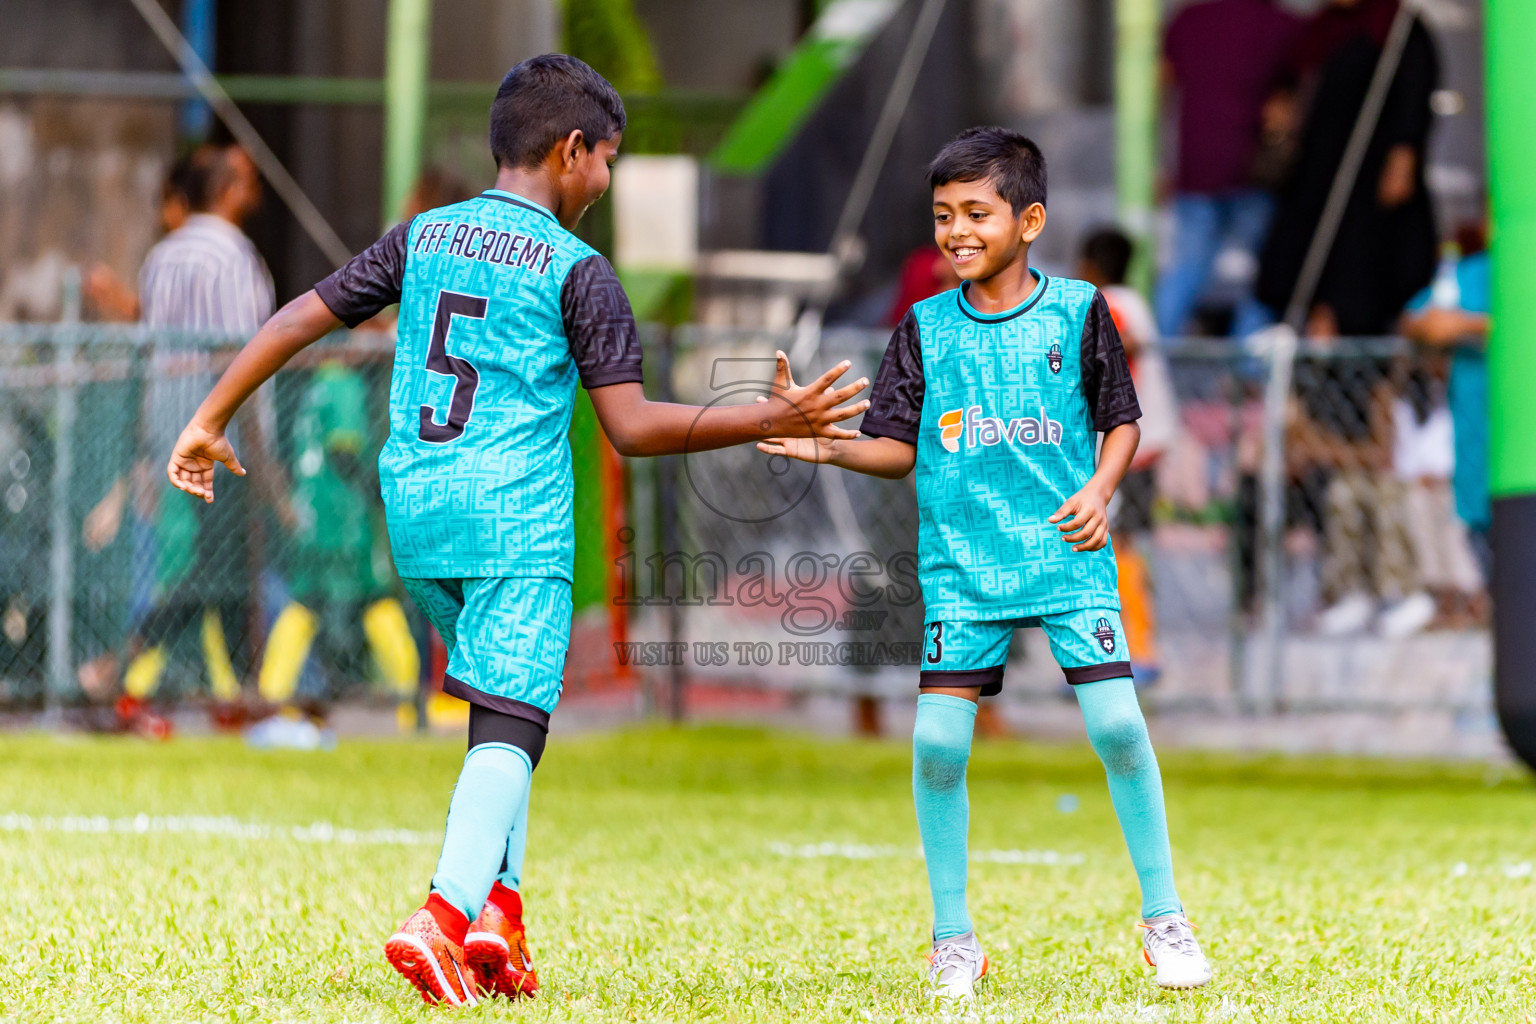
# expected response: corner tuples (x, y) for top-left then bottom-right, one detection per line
(165, 54), (870, 1007)
(760, 128), (1211, 1000)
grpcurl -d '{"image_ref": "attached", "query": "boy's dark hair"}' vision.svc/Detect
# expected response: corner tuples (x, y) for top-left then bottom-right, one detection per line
(1081, 228), (1134, 286)
(927, 127), (1047, 213)
(489, 54), (626, 170)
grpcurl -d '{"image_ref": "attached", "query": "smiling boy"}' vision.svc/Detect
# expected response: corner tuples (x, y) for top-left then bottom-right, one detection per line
(760, 128), (1211, 999)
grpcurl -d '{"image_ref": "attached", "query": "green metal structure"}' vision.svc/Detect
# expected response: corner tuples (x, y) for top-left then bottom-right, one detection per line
(382, 0), (432, 229)
(1114, 0), (1159, 296)
(711, 0), (899, 174)
(1487, 0), (1536, 767)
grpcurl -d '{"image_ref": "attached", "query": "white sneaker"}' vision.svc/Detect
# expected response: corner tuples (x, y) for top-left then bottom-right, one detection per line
(1377, 591), (1436, 639)
(1139, 914), (1211, 989)
(1317, 591), (1375, 636)
(925, 931), (988, 1001)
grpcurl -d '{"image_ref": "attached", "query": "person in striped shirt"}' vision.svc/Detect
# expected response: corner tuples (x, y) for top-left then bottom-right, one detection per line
(122, 144), (276, 704)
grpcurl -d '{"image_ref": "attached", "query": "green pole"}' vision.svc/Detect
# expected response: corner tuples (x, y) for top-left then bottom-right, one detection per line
(1114, 0), (1158, 297)
(1488, 0), (1536, 767)
(383, 0), (431, 229)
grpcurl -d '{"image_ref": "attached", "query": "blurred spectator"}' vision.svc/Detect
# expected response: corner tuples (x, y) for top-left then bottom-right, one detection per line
(258, 361), (419, 721)
(405, 167), (474, 217)
(1257, 0), (1439, 337)
(116, 143), (276, 703)
(1391, 360), (1483, 628)
(83, 152), (199, 323)
(1289, 351), (1419, 636)
(1401, 223), (1491, 581)
(139, 145), (272, 331)
(1079, 228), (1178, 682)
(1158, 0), (1300, 339)
(886, 245), (960, 326)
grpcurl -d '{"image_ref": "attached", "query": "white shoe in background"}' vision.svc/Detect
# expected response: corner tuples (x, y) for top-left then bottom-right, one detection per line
(1378, 591), (1437, 639)
(1317, 592), (1375, 636)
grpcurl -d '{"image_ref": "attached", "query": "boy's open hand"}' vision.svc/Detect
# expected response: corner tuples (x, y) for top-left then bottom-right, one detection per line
(166, 421), (246, 503)
(1049, 484), (1111, 552)
(760, 351), (869, 440)
(755, 436), (840, 464)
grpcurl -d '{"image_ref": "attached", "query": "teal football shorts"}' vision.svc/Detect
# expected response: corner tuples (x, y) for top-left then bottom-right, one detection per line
(919, 607), (1132, 695)
(401, 576), (572, 728)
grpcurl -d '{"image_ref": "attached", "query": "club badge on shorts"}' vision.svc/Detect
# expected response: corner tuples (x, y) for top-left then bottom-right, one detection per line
(1092, 616), (1116, 655)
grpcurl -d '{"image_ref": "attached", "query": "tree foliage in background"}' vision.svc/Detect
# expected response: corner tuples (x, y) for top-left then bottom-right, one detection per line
(563, 0), (662, 93)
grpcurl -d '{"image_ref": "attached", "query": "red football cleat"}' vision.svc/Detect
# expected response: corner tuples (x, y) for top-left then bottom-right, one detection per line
(383, 895), (478, 1007)
(463, 882), (539, 999)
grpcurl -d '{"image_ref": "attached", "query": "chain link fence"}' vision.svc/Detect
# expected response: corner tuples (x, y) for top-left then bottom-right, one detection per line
(0, 321), (623, 718)
(0, 321), (1492, 724)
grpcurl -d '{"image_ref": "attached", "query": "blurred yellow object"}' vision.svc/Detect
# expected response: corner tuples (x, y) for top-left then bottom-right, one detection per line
(427, 691), (470, 731)
(201, 609), (241, 701)
(364, 597), (419, 697)
(258, 603), (318, 703)
(396, 701), (419, 733)
(124, 645), (168, 699)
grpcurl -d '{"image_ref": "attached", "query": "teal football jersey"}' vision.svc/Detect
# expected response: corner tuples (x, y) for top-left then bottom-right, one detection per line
(861, 274), (1141, 621)
(314, 190), (643, 580)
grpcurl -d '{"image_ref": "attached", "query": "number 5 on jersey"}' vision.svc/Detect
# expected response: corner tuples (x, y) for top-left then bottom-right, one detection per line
(419, 290), (486, 443)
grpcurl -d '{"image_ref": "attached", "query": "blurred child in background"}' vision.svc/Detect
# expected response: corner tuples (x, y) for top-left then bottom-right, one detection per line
(1400, 220), (1492, 620)
(1078, 228), (1179, 683)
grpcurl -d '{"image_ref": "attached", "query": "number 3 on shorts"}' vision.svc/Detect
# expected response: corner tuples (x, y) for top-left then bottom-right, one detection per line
(925, 622), (944, 665)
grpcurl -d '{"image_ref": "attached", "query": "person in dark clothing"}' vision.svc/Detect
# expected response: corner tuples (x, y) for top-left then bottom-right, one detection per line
(1159, 0), (1301, 339)
(1256, 0), (1439, 336)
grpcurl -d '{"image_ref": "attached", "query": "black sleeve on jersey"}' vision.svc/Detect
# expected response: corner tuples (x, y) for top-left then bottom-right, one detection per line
(1081, 290), (1142, 432)
(859, 310), (924, 446)
(314, 220), (411, 328)
(561, 254), (645, 389)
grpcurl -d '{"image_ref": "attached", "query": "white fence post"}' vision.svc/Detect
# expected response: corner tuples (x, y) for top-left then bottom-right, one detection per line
(46, 267), (81, 714)
(1254, 325), (1298, 713)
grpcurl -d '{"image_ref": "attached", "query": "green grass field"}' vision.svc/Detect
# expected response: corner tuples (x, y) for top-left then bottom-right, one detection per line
(2, 726), (1534, 1023)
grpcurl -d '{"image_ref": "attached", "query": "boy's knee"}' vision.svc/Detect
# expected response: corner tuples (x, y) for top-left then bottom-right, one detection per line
(913, 718), (972, 791)
(1087, 710), (1153, 776)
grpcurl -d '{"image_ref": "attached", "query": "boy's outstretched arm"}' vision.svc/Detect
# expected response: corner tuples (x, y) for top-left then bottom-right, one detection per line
(1049, 420), (1140, 552)
(587, 351), (869, 458)
(167, 290), (341, 502)
(170, 220), (410, 502)
(755, 435), (915, 480)
(752, 309), (920, 478)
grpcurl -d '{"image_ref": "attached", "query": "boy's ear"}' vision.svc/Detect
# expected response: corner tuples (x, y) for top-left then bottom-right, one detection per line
(1020, 202), (1047, 244)
(558, 129), (588, 171)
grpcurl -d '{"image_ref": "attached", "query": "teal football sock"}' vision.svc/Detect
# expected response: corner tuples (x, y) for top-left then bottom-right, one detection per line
(913, 693), (979, 940)
(430, 743), (532, 921)
(1075, 677), (1182, 918)
(497, 786), (530, 891)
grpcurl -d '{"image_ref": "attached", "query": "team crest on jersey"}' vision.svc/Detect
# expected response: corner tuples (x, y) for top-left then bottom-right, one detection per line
(1092, 617), (1116, 655)
(1047, 343), (1063, 374)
